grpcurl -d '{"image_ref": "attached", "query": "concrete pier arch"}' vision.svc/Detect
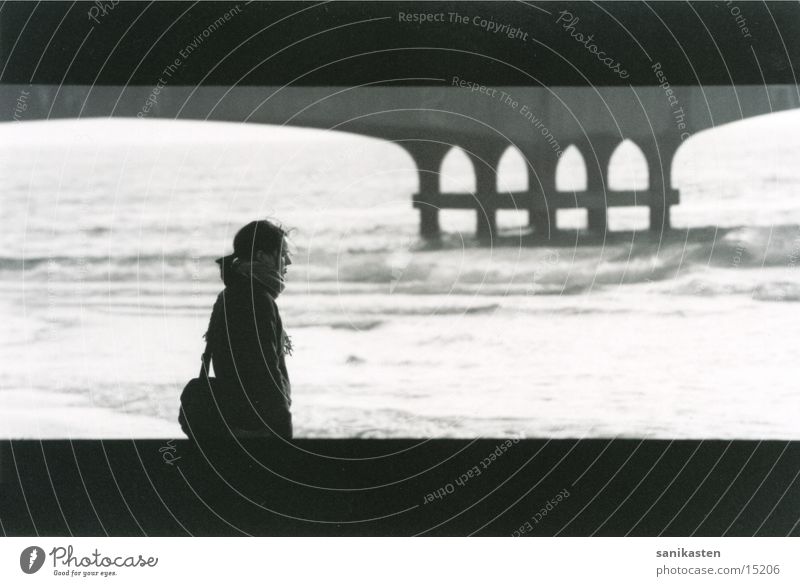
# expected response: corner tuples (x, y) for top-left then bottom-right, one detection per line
(497, 146), (529, 193)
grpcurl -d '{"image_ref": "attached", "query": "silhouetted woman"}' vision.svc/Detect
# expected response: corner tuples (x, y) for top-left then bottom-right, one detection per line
(204, 219), (293, 439)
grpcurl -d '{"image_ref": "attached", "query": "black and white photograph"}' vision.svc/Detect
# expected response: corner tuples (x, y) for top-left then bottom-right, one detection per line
(0, 0), (798, 566)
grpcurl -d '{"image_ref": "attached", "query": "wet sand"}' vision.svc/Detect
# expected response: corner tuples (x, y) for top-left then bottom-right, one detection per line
(0, 390), (180, 439)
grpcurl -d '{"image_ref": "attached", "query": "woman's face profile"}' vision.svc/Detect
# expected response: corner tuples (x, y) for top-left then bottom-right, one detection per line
(256, 238), (292, 277)
(278, 239), (292, 276)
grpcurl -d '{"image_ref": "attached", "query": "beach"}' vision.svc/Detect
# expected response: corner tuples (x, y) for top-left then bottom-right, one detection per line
(1, 115), (800, 439)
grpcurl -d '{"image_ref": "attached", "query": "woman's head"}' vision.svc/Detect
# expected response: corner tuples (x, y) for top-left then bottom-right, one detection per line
(232, 219), (292, 274)
(216, 219), (293, 290)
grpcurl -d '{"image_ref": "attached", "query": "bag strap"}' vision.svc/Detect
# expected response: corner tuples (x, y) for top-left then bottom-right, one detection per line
(199, 338), (212, 379)
(199, 294), (220, 379)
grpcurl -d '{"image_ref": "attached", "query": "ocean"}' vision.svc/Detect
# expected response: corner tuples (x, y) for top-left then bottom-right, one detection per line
(2, 114), (799, 439)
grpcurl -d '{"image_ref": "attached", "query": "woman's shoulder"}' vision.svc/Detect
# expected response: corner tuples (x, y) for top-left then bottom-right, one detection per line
(220, 284), (278, 316)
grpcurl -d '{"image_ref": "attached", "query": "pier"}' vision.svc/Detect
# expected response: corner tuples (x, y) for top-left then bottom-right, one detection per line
(3, 1), (800, 241)
(3, 83), (795, 242)
(407, 137), (681, 240)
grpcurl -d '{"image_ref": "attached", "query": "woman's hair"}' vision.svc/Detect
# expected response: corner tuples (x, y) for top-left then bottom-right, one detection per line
(232, 219), (287, 260)
(216, 219), (288, 282)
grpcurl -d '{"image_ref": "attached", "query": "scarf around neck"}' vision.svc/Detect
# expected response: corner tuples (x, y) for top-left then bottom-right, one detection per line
(236, 260), (285, 299)
(236, 260), (293, 356)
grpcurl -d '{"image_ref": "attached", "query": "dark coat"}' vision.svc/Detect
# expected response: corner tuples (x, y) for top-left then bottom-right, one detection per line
(204, 263), (292, 438)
